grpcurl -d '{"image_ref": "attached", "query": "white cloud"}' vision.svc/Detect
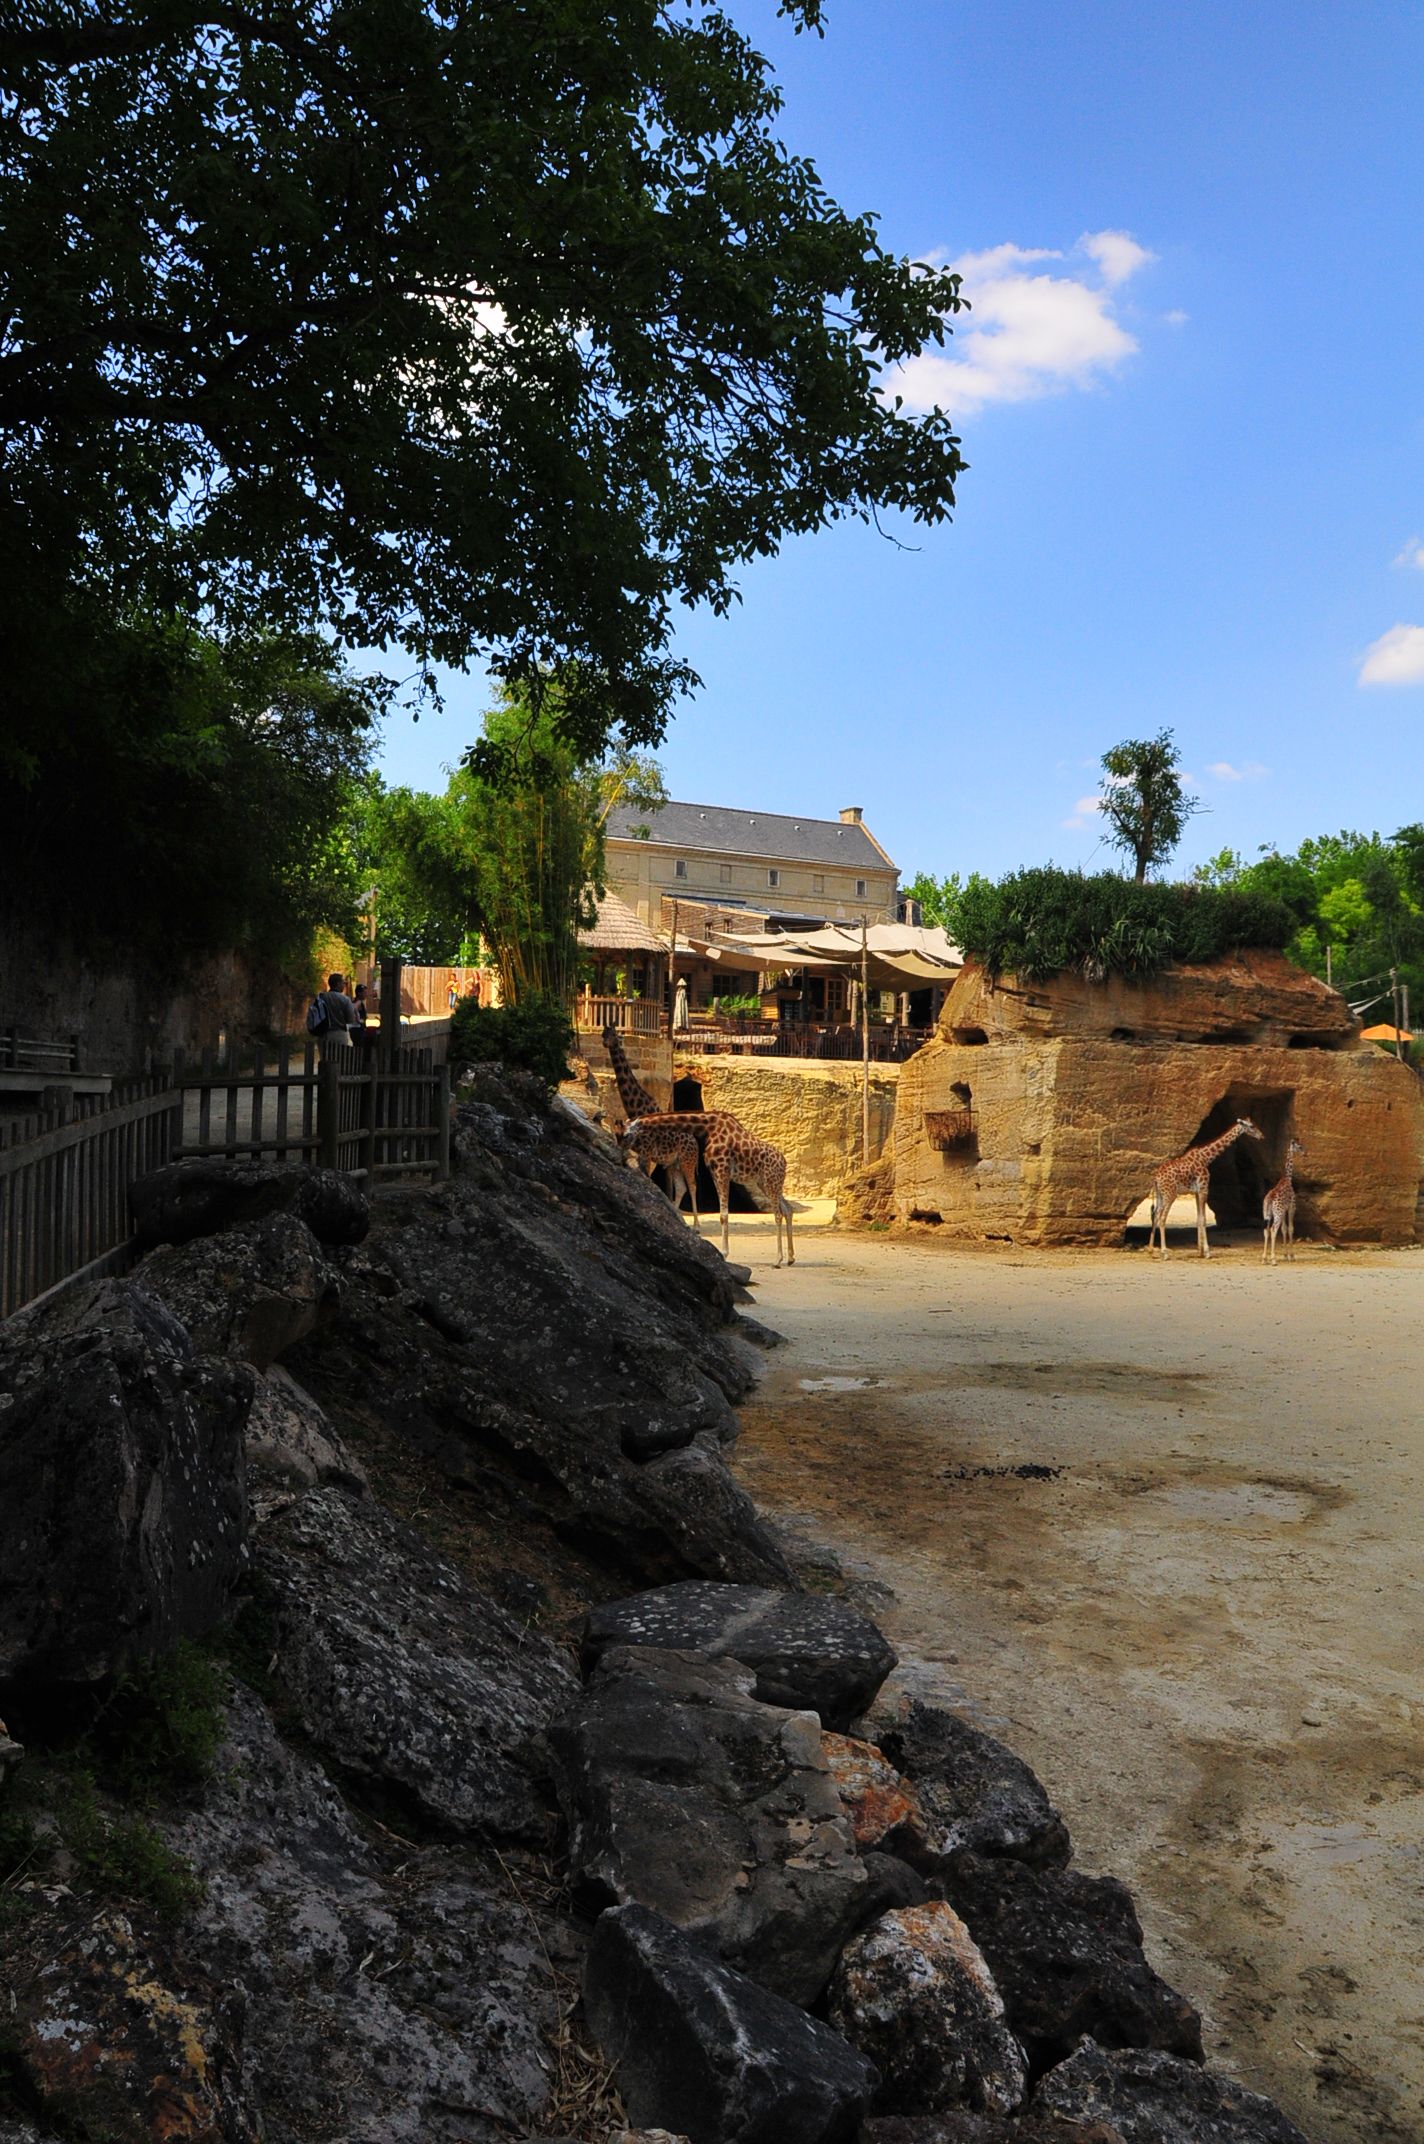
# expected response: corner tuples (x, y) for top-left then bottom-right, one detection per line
(1062, 793), (1104, 830)
(1393, 536), (1424, 571)
(1207, 760), (1268, 782)
(1359, 624), (1424, 687)
(1079, 229), (1155, 287)
(892, 229), (1156, 417)
(1164, 308), (1189, 327)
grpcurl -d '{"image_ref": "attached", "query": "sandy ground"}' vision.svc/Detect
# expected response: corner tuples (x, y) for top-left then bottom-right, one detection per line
(724, 1214), (1424, 2144)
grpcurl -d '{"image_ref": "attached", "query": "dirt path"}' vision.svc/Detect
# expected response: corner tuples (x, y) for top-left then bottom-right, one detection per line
(733, 1226), (1424, 2144)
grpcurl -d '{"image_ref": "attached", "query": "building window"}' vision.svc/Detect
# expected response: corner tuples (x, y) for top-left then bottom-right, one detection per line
(813, 873), (825, 894)
(768, 868), (780, 888)
(675, 859), (688, 879)
(720, 864), (731, 883)
(856, 878), (867, 898)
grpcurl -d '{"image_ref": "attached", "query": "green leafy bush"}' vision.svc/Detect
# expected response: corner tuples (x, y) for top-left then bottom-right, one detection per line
(89, 1642), (226, 1806)
(954, 869), (1295, 982)
(449, 996), (575, 1094)
(713, 993), (765, 1017)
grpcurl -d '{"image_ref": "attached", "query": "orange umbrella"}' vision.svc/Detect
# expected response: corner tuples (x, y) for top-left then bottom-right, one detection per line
(1359, 1023), (1414, 1043)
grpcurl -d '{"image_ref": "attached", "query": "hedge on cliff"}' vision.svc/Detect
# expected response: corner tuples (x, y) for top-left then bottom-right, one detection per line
(954, 869), (1295, 983)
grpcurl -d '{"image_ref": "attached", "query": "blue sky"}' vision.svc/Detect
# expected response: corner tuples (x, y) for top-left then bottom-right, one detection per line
(376, 0), (1424, 883)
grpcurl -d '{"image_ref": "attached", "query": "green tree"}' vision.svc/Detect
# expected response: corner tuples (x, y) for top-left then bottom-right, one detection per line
(1099, 729), (1200, 883)
(348, 780), (478, 966)
(2, 0), (966, 760)
(0, 607), (380, 966)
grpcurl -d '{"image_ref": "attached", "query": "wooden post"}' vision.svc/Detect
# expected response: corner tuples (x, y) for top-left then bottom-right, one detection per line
(380, 955), (404, 1062)
(360, 1056), (378, 1183)
(669, 896), (679, 1038)
(1391, 967), (1404, 1060)
(436, 1063), (452, 1180)
(860, 917), (870, 1167)
(317, 1058), (340, 1170)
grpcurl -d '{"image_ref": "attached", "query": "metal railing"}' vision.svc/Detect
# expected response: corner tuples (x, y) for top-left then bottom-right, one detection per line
(1, 1026), (81, 1073)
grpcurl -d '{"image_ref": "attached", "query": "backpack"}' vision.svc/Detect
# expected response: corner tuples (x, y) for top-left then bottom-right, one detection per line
(306, 994), (330, 1036)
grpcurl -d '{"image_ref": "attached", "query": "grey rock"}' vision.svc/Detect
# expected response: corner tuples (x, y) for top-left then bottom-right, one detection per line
(167, 1681), (557, 2144)
(0, 1279), (250, 1690)
(292, 1090), (794, 1589)
(828, 1903), (1028, 2117)
(1033, 2041), (1311, 2143)
(246, 1365), (368, 1492)
(581, 1580), (897, 1728)
(860, 1850), (931, 1917)
(130, 1157), (369, 1249)
(878, 1701), (1071, 1871)
(862, 2115), (1123, 2143)
(259, 1485), (575, 1840)
(140, 1211), (341, 1370)
(550, 1647), (874, 2005)
(584, 1903), (878, 2144)
(943, 1852), (1203, 2071)
(0, 2124), (72, 2143)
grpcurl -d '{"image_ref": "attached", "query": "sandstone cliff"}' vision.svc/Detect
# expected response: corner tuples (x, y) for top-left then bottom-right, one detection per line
(893, 955), (1422, 1246)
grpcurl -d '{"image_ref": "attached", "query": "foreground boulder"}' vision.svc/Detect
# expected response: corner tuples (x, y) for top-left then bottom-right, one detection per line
(0, 1280), (250, 1689)
(862, 2116), (1121, 2142)
(821, 1731), (919, 1849)
(130, 1157), (369, 1250)
(580, 1580), (897, 1727)
(828, 1903), (1027, 2117)
(878, 1700), (1071, 1872)
(1033, 2041), (1311, 2143)
(140, 1211), (341, 1371)
(943, 1853), (1204, 2071)
(165, 1681), (558, 2144)
(259, 1486), (575, 1840)
(584, 1903), (878, 2144)
(551, 1647), (878, 2004)
(3, 1905), (258, 2142)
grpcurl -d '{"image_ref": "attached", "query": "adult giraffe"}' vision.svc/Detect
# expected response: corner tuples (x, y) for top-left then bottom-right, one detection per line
(1148, 1117), (1264, 1259)
(623, 1110), (795, 1267)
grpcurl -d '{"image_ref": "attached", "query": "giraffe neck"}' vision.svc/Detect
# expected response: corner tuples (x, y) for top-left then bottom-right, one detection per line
(604, 1027), (657, 1117)
(1198, 1123), (1246, 1165)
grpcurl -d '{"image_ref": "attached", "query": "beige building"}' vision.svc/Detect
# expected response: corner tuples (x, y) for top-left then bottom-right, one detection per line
(605, 799), (899, 932)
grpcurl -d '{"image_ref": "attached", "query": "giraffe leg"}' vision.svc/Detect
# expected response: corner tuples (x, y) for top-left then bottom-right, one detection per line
(1262, 1217), (1271, 1264)
(711, 1155), (731, 1261)
(1152, 1190), (1168, 1259)
(682, 1147), (700, 1231)
(1197, 1188), (1210, 1258)
(783, 1195), (795, 1267)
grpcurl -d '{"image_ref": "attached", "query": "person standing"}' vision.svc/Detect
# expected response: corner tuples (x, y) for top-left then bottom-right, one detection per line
(318, 972), (358, 1058)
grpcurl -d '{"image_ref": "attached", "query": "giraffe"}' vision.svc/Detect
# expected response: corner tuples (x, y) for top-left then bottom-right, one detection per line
(1262, 1138), (1304, 1265)
(617, 1117), (702, 1229)
(624, 1110), (795, 1267)
(601, 1023), (661, 1124)
(1148, 1116), (1264, 1259)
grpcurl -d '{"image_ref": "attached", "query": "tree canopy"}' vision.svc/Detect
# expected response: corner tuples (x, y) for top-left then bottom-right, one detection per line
(2, 0), (967, 758)
(1195, 830), (1424, 1024)
(1098, 729), (1200, 883)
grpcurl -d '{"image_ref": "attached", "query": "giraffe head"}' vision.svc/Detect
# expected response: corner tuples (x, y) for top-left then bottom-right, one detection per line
(616, 1116), (644, 1156)
(1286, 1136), (1305, 1159)
(1237, 1117), (1265, 1141)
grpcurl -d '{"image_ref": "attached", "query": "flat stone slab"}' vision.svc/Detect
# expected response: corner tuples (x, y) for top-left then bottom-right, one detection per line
(580, 1580), (897, 1728)
(584, 1903), (878, 2144)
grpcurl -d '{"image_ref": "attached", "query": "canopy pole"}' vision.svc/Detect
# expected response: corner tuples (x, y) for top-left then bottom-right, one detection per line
(669, 897), (679, 1038)
(860, 917), (870, 1167)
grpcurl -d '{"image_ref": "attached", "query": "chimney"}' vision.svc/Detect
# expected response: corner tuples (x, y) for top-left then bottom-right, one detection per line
(839, 805), (863, 824)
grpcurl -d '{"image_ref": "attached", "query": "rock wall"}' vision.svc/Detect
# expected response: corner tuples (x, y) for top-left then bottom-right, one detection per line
(0, 907), (311, 1075)
(674, 1055), (898, 1201)
(893, 956), (1423, 1245)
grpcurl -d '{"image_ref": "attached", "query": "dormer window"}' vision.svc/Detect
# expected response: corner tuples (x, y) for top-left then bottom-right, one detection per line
(675, 859), (688, 879)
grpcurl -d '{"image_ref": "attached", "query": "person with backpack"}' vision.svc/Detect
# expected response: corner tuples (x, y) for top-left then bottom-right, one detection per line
(307, 973), (358, 1057)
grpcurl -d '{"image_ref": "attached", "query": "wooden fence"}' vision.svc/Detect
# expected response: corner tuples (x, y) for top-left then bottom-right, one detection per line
(0, 1042), (451, 1321)
(0, 1074), (181, 1318)
(675, 1019), (933, 1063)
(577, 994), (665, 1036)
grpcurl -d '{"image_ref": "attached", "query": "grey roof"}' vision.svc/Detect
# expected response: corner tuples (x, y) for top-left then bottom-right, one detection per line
(606, 798), (892, 870)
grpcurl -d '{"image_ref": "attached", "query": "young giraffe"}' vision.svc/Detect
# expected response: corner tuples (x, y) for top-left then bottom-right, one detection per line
(1262, 1138), (1304, 1265)
(625, 1110), (795, 1267)
(1149, 1116), (1264, 1260)
(617, 1117), (703, 1229)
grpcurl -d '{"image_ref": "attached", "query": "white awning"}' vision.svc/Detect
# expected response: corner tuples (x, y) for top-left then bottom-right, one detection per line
(706, 922), (962, 987)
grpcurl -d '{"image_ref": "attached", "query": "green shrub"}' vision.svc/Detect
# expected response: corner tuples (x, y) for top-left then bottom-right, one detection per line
(954, 868), (1295, 982)
(89, 1642), (226, 1805)
(59, 1768), (203, 1921)
(713, 993), (764, 1017)
(449, 995), (575, 1093)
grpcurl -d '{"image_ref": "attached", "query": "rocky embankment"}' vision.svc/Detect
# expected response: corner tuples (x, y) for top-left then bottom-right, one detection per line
(0, 1070), (1314, 2143)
